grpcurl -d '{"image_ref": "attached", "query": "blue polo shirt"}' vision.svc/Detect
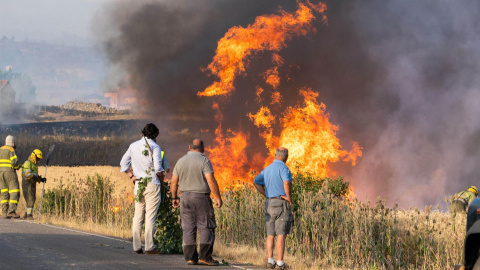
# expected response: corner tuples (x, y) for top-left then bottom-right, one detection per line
(254, 159), (292, 198)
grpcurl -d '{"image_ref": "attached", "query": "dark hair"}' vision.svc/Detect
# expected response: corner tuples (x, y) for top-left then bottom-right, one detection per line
(190, 139), (204, 150)
(142, 123), (159, 139)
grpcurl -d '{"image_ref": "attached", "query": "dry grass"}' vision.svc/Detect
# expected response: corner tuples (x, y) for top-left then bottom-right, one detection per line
(13, 166), (466, 269)
(16, 166), (133, 209)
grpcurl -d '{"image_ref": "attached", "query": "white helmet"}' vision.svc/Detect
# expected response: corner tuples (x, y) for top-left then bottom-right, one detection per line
(5, 135), (14, 147)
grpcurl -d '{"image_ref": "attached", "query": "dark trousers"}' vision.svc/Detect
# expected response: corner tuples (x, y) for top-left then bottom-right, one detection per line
(180, 192), (216, 261)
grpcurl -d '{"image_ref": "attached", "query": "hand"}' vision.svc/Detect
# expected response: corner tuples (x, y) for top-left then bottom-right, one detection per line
(281, 196), (292, 205)
(214, 197), (223, 208)
(172, 198), (180, 208)
(40, 177), (47, 183)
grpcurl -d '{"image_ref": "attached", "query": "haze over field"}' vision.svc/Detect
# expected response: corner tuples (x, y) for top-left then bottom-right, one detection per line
(2, 0), (480, 208)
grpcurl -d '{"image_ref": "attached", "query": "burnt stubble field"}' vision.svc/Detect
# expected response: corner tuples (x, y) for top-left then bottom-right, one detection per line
(0, 120), (192, 166)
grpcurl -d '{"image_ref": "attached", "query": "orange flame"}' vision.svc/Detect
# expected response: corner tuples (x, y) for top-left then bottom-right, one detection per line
(198, 1), (327, 97)
(200, 1), (361, 194)
(208, 103), (251, 189)
(277, 88), (362, 177)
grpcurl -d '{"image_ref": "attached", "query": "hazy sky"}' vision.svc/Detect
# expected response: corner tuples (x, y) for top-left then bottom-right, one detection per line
(0, 0), (103, 45)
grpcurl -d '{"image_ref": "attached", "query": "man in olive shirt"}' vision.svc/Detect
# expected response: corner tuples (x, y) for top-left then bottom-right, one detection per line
(171, 139), (223, 266)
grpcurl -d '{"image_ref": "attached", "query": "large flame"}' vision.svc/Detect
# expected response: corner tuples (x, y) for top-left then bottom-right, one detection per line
(200, 1), (361, 193)
(198, 1), (327, 97)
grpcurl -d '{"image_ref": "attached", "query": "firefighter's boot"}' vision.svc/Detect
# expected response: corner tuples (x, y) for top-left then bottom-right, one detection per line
(7, 212), (20, 219)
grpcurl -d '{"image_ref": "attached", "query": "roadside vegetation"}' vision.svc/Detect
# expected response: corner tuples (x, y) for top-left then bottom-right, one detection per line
(15, 167), (465, 270)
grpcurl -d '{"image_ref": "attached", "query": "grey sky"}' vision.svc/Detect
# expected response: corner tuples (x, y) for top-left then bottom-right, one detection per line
(0, 0), (103, 45)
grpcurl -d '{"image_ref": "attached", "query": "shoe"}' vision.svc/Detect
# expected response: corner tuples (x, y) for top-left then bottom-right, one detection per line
(266, 262), (276, 269)
(145, 249), (161, 255)
(276, 263), (289, 269)
(198, 259), (219, 266)
(187, 260), (198, 265)
(7, 212), (20, 219)
(133, 249), (143, 254)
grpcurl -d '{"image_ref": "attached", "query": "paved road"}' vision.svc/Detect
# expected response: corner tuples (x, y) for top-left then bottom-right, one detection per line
(0, 218), (260, 270)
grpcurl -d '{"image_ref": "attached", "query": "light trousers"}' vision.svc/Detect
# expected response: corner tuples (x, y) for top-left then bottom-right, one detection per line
(132, 182), (161, 251)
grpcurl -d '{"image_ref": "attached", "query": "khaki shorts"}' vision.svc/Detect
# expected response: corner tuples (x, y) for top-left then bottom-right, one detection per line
(265, 198), (293, 236)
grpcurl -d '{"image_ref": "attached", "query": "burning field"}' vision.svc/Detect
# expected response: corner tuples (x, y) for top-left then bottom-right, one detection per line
(200, 2), (362, 191)
(97, 1), (363, 197)
(95, 0), (480, 208)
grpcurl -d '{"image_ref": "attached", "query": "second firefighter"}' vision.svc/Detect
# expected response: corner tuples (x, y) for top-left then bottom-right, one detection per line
(21, 149), (46, 220)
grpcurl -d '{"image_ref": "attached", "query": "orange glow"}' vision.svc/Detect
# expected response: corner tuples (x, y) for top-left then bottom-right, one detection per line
(272, 53), (284, 66)
(271, 91), (282, 105)
(112, 205), (120, 213)
(277, 88), (362, 177)
(208, 103), (252, 189)
(255, 86), (264, 102)
(263, 67), (281, 89)
(198, 1), (327, 97)
(201, 1), (361, 195)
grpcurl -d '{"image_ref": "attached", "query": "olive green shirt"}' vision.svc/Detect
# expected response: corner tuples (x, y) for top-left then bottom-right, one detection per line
(173, 151), (214, 194)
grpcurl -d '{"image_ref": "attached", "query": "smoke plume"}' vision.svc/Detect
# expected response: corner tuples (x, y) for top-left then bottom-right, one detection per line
(95, 0), (480, 208)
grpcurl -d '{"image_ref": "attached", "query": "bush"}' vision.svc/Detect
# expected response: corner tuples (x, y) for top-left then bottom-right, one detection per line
(154, 181), (182, 253)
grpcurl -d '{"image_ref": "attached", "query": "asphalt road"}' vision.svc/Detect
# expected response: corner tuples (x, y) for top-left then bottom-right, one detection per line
(0, 218), (260, 270)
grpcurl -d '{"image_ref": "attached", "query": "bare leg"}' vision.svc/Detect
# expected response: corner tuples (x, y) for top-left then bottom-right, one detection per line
(266, 235), (275, 258)
(276, 235), (286, 261)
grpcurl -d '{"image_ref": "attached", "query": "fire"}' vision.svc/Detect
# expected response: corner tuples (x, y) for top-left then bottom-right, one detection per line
(277, 88), (361, 177)
(200, 1), (362, 194)
(208, 103), (251, 189)
(198, 1), (327, 97)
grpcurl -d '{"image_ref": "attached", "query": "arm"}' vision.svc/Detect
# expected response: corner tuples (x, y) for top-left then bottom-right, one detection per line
(11, 151), (20, 170)
(170, 174), (180, 208)
(254, 183), (266, 197)
(153, 146), (165, 182)
(205, 173), (222, 208)
(162, 155), (171, 174)
(123, 167), (136, 184)
(281, 181), (292, 205)
(253, 171), (266, 197)
(280, 166), (293, 204)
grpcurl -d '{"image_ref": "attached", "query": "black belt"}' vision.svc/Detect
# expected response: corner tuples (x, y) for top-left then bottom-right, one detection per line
(268, 196), (283, 200)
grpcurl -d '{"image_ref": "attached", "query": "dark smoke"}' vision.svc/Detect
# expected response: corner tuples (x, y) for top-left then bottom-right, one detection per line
(95, 0), (480, 208)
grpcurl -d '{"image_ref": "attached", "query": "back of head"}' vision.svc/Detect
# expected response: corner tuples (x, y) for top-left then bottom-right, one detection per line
(275, 147), (289, 161)
(190, 139), (204, 152)
(5, 135), (14, 147)
(142, 123), (159, 140)
(468, 186), (479, 196)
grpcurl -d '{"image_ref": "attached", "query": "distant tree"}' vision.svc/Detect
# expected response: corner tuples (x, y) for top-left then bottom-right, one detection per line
(0, 69), (36, 103)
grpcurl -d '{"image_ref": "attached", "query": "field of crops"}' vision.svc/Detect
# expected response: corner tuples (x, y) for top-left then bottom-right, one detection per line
(11, 165), (465, 270)
(2, 121), (467, 269)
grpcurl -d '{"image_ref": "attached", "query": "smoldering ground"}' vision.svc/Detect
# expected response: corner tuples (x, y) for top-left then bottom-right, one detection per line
(94, 0), (480, 208)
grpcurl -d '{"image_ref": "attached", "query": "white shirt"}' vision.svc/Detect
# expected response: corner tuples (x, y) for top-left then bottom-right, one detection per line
(120, 137), (164, 185)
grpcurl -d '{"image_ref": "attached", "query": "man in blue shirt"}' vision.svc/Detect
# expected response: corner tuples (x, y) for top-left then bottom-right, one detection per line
(254, 147), (293, 270)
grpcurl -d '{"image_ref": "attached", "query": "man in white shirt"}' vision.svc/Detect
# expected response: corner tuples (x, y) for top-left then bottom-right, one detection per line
(120, 123), (165, 254)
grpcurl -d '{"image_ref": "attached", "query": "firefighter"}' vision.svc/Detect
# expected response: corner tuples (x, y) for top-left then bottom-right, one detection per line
(450, 186), (479, 213)
(0, 135), (21, 219)
(21, 149), (46, 220)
